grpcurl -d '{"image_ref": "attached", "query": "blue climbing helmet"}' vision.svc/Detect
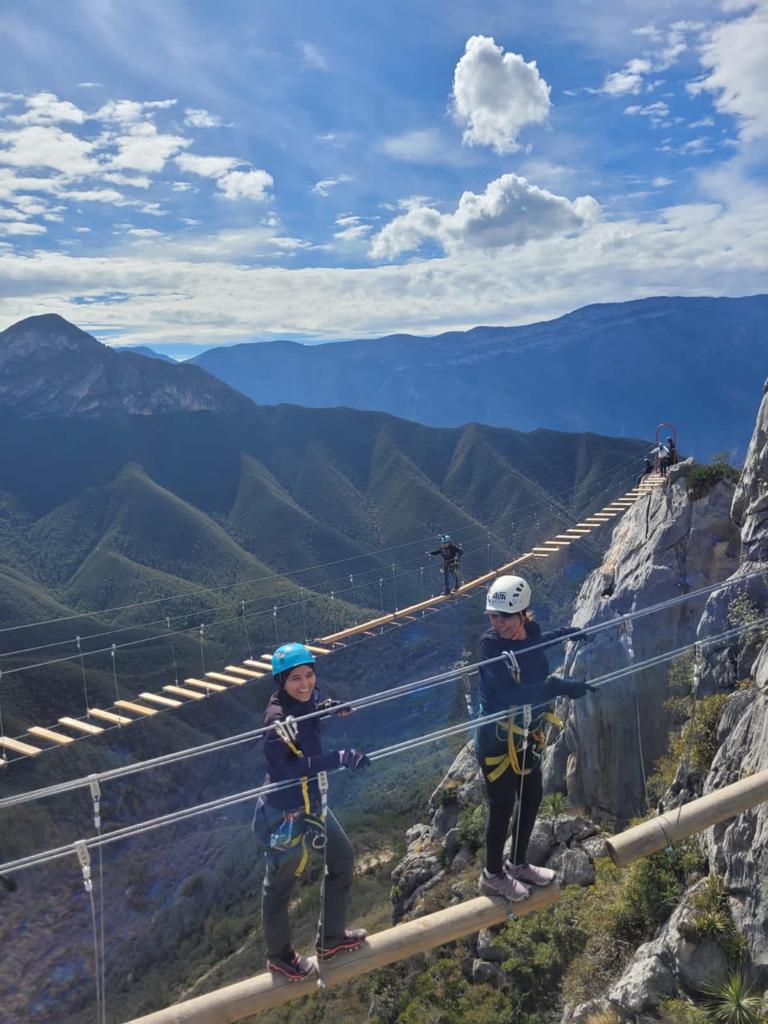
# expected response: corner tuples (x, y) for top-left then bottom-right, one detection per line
(272, 642), (316, 677)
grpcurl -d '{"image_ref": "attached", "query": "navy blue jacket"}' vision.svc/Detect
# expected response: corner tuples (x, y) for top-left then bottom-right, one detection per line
(476, 621), (580, 755)
(263, 690), (340, 812)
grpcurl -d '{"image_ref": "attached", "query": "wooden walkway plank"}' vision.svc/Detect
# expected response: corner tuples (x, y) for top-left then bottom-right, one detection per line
(225, 666), (265, 679)
(205, 672), (246, 685)
(163, 685), (205, 701)
(140, 692), (182, 708)
(58, 717), (104, 736)
(28, 726), (75, 746)
(89, 707), (134, 726)
(115, 700), (158, 717)
(0, 736), (43, 756)
(184, 678), (227, 693)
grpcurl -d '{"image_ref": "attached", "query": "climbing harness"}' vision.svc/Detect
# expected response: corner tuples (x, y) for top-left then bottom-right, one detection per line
(483, 708), (564, 781)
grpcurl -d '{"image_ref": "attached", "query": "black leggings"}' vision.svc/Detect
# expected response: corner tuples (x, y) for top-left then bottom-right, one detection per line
(483, 764), (543, 874)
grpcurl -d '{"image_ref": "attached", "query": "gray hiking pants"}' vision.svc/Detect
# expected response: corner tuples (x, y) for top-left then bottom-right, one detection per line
(262, 809), (354, 958)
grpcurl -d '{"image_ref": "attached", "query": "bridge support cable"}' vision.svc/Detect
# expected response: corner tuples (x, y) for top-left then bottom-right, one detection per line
(124, 768), (768, 1024)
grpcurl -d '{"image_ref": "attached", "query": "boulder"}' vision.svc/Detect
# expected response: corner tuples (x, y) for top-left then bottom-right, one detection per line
(471, 958), (501, 985)
(559, 848), (596, 887)
(476, 927), (507, 963)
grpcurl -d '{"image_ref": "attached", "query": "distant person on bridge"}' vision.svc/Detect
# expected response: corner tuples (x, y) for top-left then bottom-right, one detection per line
(427, 535), (463, 595)
(475, 576), (594, 901)
(636, 456), (654, 486)
(665, 436), (677, 469)
(255, 642), (369, 981)
(650, 441), (670, 476)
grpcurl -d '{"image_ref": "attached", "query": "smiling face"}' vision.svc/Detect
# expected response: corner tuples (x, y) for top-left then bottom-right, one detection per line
(488, 611), (527, 641)
(282, 663), (317, 702)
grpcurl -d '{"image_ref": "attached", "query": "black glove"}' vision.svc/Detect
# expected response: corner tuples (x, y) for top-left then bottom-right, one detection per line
(316, 698), (350, 714)
(547, 675), (596, 699)
(559, 626), (594, 643)
(339, 748), (371, 770)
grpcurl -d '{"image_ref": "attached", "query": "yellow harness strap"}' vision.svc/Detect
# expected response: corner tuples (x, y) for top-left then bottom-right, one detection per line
(281, 737), (312, 815)
(484, 711), (564, 781)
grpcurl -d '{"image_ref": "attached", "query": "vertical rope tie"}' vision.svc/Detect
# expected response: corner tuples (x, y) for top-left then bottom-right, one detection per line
(76, 636), (91, 716)
(330, 592), (336, 634)
(75, 839), (103, 1022)
(635, 692), (649, 813)
(378, 579), (384, 614)
(391, 564), (397, 611)
(511, 703), (532, 867)
(240, 602), (254, 661)
(198, 624), (206, 680)
(88, 777), (107, 1024)
(0, 668), (5, 760)
(166, 616), (180, 686)
(300, 587), (307, 644)
(109, 645), (121, 714)
(273, 606), (279, 647)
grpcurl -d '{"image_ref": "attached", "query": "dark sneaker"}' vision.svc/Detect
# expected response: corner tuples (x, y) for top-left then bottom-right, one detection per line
(443, 589), (451, 596)
(478, 869), (530, 902)
(317, 928), (367, 961)
(267, 949), (315, 981)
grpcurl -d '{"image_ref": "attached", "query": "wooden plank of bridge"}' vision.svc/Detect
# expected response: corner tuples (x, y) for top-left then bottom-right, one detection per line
(164, 685), (205, 701)
(0, 736), (43, 757)
(225, 666), (265, 679)
(89, 708), (134, 726)
(115, 700), (158, 717)
(205, 672), (246, 685)
(305, 645), (332, 655)
(28, 726), (75, 746)
(184, 678), (227, 693)
(140, 692), (182, 708)
(244, 659), (274, 671)
(58, 717), (104, 736)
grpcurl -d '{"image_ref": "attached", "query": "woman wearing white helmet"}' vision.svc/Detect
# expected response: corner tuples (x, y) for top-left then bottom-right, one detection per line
(257, 642), (369, 980)
(476, 576), (594, 902)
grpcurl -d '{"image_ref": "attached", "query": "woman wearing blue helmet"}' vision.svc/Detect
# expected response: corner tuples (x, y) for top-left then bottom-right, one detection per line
(258, 641), (369, 981)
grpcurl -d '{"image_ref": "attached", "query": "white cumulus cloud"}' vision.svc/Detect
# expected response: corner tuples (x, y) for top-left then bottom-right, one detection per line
(451, 35), (551, 154)
(96, 99), (177, 124)
(693, 3), (768, 141)
(183, 108), (223, 128)
(599, 58), (652, 96)
(9, 92), (87, 125)
(0, 125), (98, 175)
(111, 122), (190, 172)
(175, 153), (240, 178)
(312, 174), (352, 196)
(370, 173), (598, 259)
(217, 169), (273, 201)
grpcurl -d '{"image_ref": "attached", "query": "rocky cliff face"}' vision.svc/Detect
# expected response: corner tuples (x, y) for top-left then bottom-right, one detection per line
(547, 461), (740, 820)
(0, 314), (252, 417)
(571, 386), (768, 1021)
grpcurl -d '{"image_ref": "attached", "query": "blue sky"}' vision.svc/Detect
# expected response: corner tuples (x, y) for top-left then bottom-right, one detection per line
(0, 0), (766, 352)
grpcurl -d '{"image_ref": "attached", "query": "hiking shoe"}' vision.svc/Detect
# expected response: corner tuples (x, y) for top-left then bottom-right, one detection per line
(317, 928), (367, 961)
(506, 862), (556, 887)
(478, 869), (530, 902)
(267, 949), (315, 981)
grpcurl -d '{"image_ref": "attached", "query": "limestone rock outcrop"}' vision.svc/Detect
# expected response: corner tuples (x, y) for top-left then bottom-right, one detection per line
(547, 460), (740, 820)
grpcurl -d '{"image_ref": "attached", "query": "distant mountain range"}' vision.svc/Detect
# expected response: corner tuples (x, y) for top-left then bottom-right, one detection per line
(0, 311), (646, 737)
(0, 314), (248, 417)
(189, 295), (768, 458)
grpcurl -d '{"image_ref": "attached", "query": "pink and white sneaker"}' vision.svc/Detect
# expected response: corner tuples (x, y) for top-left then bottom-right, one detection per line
(506, 862), (556, 887)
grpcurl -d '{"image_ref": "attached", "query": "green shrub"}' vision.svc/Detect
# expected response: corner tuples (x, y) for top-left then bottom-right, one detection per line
(648, 692), (729, 804)
(687, 458), (740, 500)
(658, 998), (710, 1024)
(457, 804), (486, 852)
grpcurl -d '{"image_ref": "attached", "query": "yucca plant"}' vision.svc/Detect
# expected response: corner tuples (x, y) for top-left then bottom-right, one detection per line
(541, 791), (569, 816)
(702, 974), (766, 1024)
(692, 907), (730, 938)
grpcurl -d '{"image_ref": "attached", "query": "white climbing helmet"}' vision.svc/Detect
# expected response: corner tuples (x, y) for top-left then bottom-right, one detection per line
(485, 574), (531, 615)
